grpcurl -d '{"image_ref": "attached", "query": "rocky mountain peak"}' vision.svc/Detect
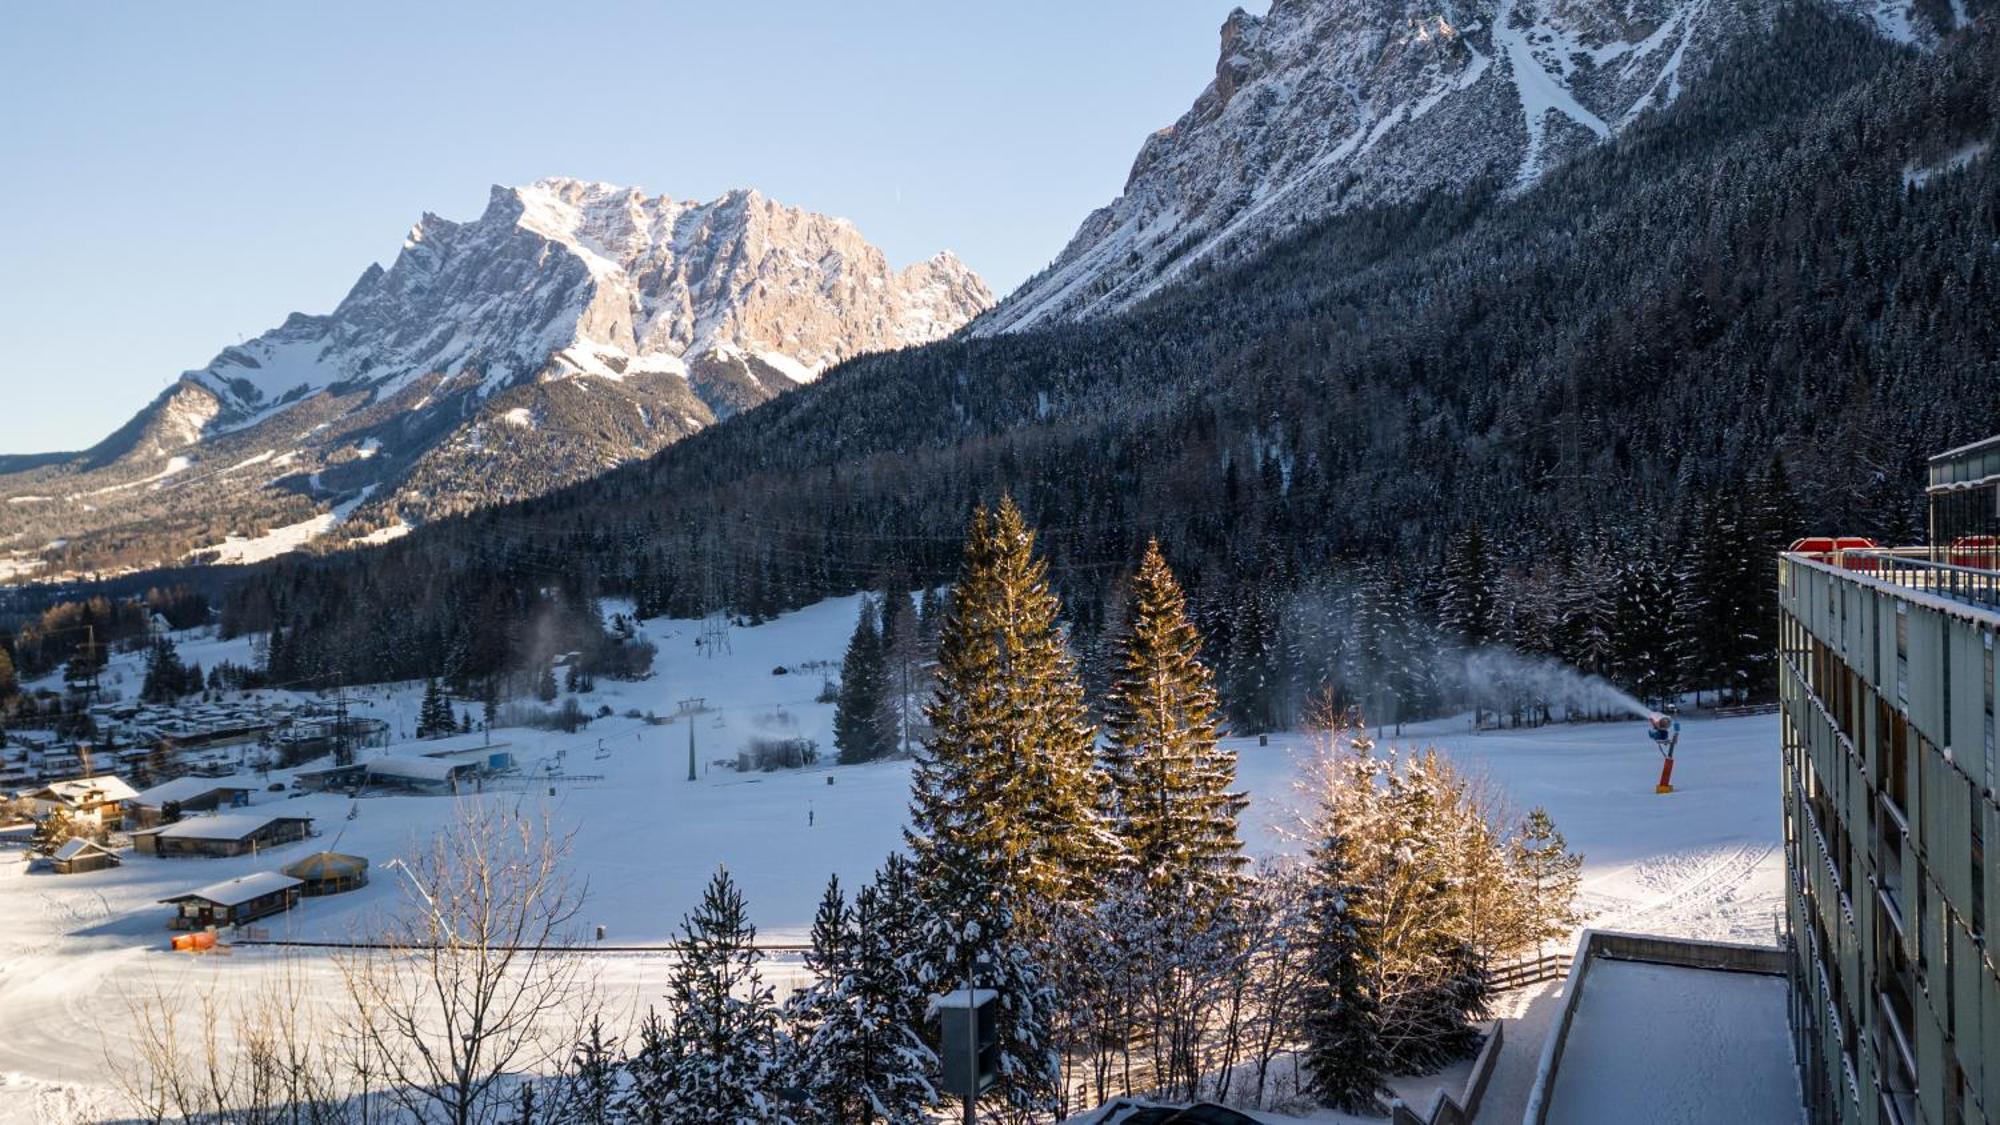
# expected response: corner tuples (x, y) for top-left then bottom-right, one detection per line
(0, 179), (990, 579)
(974, 0), (1939, 336)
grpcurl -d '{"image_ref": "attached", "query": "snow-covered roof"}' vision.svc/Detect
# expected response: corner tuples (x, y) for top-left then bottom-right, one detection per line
(31, 775), (139, 805)
(282, 851), (368, 880)
(160, 871), (303, 907)
(130, 775), (260, 807)
(366, 756), (470, 782)
(148, 812), (312, 841)
(51, 837), (117, 862)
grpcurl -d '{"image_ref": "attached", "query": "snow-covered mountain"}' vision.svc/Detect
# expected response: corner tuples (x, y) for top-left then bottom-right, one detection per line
(973, 0), (1951, 334)
(0, 178), (991, 580)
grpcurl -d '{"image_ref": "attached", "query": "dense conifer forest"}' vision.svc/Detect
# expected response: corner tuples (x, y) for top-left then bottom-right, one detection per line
(68, 10), (2000, 725)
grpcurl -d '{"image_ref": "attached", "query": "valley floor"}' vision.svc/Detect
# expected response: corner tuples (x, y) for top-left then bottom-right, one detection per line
(0, 596), (1783, 1122)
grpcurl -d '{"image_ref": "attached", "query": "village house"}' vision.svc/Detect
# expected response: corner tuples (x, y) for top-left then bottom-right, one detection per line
(125, 775), (259, 827)
(130, 812), (314, 858)
(19, 775), (140, 829)
(295, 744), (512, 796)
(0, 761), (33, 792)
(49, 837), (121, 875)
(160, 871), (303, 929)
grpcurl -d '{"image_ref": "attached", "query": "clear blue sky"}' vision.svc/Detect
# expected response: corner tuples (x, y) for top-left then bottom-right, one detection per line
(0, 0), (1256, 453)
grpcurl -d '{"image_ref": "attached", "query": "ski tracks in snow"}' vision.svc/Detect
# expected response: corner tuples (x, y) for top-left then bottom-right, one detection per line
(1589, 840), (1782, 942)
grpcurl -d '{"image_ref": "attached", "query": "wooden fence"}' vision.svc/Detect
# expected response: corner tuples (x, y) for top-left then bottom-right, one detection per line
(1488, 949), (1575, 993)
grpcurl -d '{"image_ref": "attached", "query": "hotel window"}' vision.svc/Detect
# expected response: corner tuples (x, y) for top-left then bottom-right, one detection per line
(1896, 604), (1910, 707)
(1973, 805), (1985, 940)
(1877, 596), (1886, 684)
(1985, 634), (1995, 790)
(1944, 625), (1953, 743)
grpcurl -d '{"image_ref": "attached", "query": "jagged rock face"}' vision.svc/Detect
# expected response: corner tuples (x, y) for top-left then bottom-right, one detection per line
(0, 178), (991, 580)
(973, 0), (1940, 334)
(197, 177), (991, 424)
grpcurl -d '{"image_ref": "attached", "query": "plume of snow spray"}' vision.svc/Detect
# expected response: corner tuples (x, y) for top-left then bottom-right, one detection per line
(1457, 648), (1654, 721)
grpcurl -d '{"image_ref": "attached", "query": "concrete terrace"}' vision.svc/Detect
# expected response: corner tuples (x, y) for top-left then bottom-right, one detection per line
(1546, 958), (1801, 1124)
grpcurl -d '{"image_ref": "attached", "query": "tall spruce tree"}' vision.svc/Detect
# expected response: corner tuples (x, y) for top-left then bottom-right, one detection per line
(878, 588), (925, 757)
(906, 497), (1099, 1122)
(1101, 540), (1247, 899)
(416, 678), (452, 739)
(1440, 524), (1496, 648)
(907, 496), (1114, 916)
(1301, 825), (1385, 1114)
(836, 598), (892, 764)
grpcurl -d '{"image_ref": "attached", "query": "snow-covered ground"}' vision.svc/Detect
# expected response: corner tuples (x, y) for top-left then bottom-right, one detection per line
(0, 596), (1784, 1122)
(1545, 959), (1799, 1124)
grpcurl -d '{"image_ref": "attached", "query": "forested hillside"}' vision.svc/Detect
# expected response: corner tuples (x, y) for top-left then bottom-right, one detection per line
(217, 8), (2000, 728)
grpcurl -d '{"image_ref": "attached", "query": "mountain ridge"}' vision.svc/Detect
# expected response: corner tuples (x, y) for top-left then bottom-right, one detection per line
(972, 0), (1950, 335)
(0, 177), (991, 580)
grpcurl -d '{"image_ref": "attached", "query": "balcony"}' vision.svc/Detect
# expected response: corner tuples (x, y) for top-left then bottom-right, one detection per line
(1789, 545), (2000, 618)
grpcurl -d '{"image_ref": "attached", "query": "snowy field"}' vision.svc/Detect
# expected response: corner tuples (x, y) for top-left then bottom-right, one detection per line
(0, 596), (1784, 1122)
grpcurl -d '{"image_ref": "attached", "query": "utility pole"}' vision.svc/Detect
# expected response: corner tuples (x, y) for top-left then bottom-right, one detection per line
(84, 624), (99, 707)
(679, 698), (704, 781)
(963, 948), (978, 1125)
(333, 674), (352, 767)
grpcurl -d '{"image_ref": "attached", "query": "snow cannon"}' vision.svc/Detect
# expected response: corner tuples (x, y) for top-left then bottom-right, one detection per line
(1648, 712), (1681, 794)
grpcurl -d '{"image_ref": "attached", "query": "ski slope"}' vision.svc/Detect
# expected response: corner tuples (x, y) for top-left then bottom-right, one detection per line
(0, 597), (1783, 1122)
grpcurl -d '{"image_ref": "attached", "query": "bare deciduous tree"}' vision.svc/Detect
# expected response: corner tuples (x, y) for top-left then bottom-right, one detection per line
(335, 803), (590, 1125)
(114, 959), (350, 1125)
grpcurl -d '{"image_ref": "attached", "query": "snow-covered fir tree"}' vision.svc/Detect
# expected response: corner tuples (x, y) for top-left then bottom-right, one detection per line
(1372, 750), (1492, 1071)
(907, 496), (1115, 916)
(784, 868), (938, 1123)
(1607, 556), (1678, 706)
(553, 1015), (620, 1125)
(1439, 523), (1496, 649)
(835, 597), (894, 764)
(1101, 540), (1247, 901)
(784, 876), (853, 1059)
(416, 678), (453, 739)
(1220, 583), (1284, 733)
(617, 1011), (674, 1123)
(644, 867), (795, 1124)
(1300, 824), (1384, 1114)
(914, 877), (1061, 1124)
(1512, 807), (1585, 957)
(877, 588), (927, 757)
